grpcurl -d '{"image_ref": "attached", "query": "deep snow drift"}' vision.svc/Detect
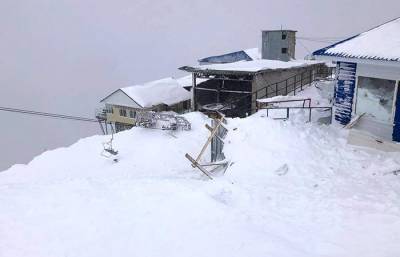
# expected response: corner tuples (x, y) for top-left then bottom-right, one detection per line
(1, 89), (400, 257)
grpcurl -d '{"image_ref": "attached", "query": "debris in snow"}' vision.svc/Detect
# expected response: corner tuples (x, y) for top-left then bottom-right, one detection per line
(135, 111), (191, 131)
(186, 113), (229, 179)
(383, 169), (400, 176)
(274, 163), (289, 176)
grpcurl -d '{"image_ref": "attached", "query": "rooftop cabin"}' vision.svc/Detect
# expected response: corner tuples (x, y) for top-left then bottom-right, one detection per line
(262, 30), (297, 61)
(99, 77), (192, 132)
(312, 17), (400, 142)
(180, 59), (328, 118)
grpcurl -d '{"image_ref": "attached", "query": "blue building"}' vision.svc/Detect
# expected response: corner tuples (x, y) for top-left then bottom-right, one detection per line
(313, 17), (400, 142)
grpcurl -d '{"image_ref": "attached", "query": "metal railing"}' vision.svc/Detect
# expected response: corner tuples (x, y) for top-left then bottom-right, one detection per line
(260, 106), (333, 124)
(216, 68), (335, 117)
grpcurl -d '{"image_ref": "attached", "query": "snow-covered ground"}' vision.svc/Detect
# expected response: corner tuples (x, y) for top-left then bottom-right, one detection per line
(1, 84), (400, 257)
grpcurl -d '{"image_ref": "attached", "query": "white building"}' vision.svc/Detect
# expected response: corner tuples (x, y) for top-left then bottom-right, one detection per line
(313, 17), (400, 142)
(99, 77), (191, 132)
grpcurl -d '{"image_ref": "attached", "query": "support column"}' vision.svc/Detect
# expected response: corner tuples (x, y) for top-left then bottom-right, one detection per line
(191, 73), (197, 111)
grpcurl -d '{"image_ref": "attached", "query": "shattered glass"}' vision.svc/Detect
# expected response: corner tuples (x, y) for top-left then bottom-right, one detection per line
(356, 76), (396, 123)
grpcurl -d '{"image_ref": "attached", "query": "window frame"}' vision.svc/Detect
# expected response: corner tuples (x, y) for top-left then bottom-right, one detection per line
(119, 108), (127, 117)
(129, 110), (136, 118)
(355, 75), (397, 124)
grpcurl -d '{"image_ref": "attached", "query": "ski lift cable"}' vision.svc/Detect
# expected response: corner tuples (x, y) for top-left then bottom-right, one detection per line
(297, 38), (341, 44)
(297, 40), (312, 55)
(297, 36), (348, 40)
(0, 106), (98, 123)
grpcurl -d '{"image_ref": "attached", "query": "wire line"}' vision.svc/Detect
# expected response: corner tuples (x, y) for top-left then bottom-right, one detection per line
(0, 106), (98, 123)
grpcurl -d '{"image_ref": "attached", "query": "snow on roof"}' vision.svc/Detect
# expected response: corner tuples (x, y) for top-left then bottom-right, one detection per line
(115, 78), (190, 108)
(183, 59), (323, 73)
(243, 48), (261, 60)
(257, 95), (309, 103)
(175, 75), (209, 88)
(313, 17), (400, 62)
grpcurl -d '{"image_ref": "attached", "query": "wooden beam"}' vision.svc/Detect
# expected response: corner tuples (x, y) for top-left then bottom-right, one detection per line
(185, 153), (213, 180)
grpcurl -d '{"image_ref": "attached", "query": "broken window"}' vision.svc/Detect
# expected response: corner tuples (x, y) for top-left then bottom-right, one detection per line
(282, 33), (287, 40)
(356, 76), (396, 123)
(281, 48), (288, 54)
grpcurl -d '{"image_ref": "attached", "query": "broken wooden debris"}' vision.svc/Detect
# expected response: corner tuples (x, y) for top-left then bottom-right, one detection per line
(185, 113), (229, 179)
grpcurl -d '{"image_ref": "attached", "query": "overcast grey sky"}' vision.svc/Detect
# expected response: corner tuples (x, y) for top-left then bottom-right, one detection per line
(1, 0), (399, 171)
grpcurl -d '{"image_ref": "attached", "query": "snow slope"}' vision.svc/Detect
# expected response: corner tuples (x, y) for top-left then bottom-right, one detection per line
(1, 98), (400, 256)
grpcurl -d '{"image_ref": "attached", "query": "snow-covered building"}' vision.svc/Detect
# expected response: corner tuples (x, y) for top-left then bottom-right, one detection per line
(198, 48), (261, 65)
(180, 59), (328, 117)
(99, 78), (191, 132)
(312, 17), (400, 141)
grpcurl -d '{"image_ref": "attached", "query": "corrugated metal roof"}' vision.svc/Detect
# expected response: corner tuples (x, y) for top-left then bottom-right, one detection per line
(313, 17), (400, 62)
(198, 50), (253, 64)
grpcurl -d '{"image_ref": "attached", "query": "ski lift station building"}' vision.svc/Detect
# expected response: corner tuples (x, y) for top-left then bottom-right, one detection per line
(313, 17), (400, 142)
(99, 77), (193, 132)
(180, 58), (328, 118)
(180, 30), (330, 117)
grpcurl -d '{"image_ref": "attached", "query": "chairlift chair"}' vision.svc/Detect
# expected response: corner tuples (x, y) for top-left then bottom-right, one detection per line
(101, 129), (119, 161)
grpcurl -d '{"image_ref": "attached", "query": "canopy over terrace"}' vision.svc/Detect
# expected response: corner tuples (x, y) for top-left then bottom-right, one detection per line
(179, 59), (325, 116)
(180, 59), (323, 75)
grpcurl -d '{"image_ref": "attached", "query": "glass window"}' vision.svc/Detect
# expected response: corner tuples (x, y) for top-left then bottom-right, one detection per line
(119, 108), (127, 117)
(282, 33), (287, 40)
(129, 110), (136, 118)
(281, 48), (288, 54)
(356, 76), (396, 123)
(105, 105), (113, 113)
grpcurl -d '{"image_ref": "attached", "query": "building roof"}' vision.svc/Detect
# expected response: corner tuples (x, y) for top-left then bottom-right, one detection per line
(243, 48), (261, 61)
(313, 17), (400, 62)
(101, 78), (191, 108)
(198, 48), (261, 64)
(175, 75), (209, 88)
(262, 30), (297, 33)
(180, 59), (323, 75)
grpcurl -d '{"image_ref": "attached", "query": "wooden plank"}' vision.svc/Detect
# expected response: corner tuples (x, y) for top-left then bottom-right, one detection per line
(185, 153), (213, 180)
(194, 117), (224, 165)
(344, 113), (365, 129)
(205, 123), (227, 132)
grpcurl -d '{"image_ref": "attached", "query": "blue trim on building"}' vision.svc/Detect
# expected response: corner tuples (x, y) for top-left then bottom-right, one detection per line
(312, 34), (399, 61)
(312, 17), (400, 62)
(334, 62), (357, 125)
(312, 35), (359, 57)
(392, 83), (400, 142)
